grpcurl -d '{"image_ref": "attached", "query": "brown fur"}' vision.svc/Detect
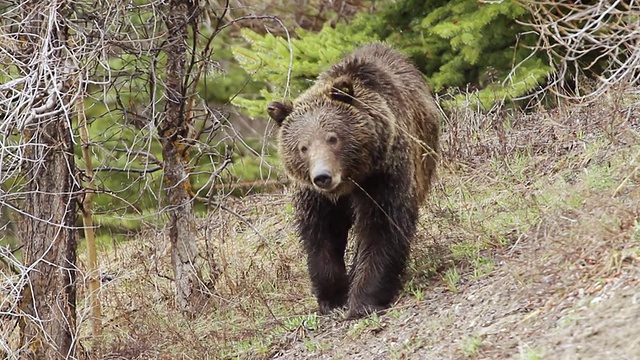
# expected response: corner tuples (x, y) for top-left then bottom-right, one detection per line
(268, 43), (440, 318)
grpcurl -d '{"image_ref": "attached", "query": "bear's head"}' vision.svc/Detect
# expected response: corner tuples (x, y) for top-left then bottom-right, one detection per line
(268, 76), (395, 197)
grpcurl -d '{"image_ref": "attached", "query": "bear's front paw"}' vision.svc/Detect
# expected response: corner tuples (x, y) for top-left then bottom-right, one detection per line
(318, 299), (345, 315)
(346, 303), (386, 320)
(318, 301), (338, 315)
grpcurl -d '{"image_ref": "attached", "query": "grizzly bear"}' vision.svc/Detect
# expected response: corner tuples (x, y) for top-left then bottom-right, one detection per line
(267, 43), (440, 319)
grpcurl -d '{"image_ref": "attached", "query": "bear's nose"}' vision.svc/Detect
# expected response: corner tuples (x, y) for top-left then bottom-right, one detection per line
(313, 173), (333, 189)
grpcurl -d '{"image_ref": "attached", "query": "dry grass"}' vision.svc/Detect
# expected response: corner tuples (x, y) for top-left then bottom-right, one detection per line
(85, 194), (313, 359)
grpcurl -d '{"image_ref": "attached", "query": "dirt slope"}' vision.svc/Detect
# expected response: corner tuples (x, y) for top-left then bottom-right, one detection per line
(272, 241), (639, 359)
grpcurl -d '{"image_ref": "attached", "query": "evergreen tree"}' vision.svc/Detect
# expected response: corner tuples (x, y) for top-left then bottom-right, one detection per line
(233, 0), (552, 111)
(232, 23), (374, 117)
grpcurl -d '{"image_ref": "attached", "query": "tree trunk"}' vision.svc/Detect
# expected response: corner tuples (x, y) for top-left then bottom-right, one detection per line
(160, 0), (209, 314)
(17, 2), (78, 358)
(19, 121), (78, 360)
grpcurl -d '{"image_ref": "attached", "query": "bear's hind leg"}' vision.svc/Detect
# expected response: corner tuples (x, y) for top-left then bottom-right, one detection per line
(294, 189), (352, 314)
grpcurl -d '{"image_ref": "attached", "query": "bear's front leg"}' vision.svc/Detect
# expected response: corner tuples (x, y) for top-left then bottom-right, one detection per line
(294, 188), (352, 314)
(348, 175), (418, 318)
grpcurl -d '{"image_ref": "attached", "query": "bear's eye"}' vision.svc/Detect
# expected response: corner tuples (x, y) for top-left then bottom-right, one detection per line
(327, 135), (338, 145)
(299, 145), (308, 154)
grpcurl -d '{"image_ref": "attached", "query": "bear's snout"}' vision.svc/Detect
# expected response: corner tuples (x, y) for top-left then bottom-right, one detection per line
(312, 172), (333, 189)
(309, 158), (341, 192)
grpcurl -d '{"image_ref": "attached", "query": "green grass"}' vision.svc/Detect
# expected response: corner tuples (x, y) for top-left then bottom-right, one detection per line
(443, 267), (461, 293)
(459, 334), (483, 357)
(347, 313), (383, 337)
(518, 343), (546, 360)
(389, 337), (430, 360)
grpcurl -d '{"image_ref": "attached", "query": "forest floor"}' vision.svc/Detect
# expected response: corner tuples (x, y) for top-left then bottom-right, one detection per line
(16, 93), (634, 359)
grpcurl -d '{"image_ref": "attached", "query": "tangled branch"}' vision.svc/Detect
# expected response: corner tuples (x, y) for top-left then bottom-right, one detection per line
(522, 0), (640, 101)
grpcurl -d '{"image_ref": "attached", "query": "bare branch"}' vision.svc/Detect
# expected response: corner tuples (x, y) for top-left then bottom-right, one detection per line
(519, 0), (640, 102)
(92, 166), (163, 174)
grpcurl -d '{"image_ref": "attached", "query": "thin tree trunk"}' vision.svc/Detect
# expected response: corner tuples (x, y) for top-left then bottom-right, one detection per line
(78, 94), (103, 337)
(18, 2), (78, 358)
(160, 0), (209, 314)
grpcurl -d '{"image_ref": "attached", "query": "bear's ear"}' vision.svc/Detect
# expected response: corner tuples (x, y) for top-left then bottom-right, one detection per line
(330, 78), (354, 104)
(267, 101), (293, 126)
